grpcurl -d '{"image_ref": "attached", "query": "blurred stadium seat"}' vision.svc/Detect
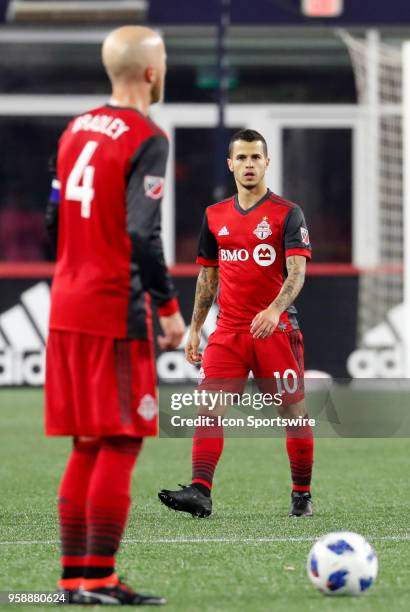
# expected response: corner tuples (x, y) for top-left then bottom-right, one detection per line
(6, 0), (147, 22)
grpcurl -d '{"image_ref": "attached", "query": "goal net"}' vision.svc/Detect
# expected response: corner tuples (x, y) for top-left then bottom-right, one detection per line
(341, 31), (404, 373)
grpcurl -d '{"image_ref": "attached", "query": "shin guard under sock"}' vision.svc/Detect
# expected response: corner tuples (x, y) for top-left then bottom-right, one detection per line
(191, 417), (224, 491)
(83, 437), (142, 579)
(286, 419), (314, 492)
(59, 438), (100, 579)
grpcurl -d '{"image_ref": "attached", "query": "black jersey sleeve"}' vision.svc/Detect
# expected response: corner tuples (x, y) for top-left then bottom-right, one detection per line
(283, 205), (312, 260)
(196, 209), (219, 266)
(126, 134), (178, 311)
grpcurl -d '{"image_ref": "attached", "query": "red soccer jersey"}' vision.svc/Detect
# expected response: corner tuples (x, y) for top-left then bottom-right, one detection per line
(196, 189), (312, 332)
(46, 105), (178, 339)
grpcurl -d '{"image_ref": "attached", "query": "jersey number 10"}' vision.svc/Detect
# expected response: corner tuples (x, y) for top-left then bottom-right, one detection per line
(65, 141), (98, 219)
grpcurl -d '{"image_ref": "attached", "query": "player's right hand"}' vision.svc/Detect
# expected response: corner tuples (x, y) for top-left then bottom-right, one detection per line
(158, 312), (185, 350)
(185, 329), (202, 365)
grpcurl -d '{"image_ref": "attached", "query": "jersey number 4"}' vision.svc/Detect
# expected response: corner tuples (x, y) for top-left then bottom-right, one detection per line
(66, 141), (98, 218)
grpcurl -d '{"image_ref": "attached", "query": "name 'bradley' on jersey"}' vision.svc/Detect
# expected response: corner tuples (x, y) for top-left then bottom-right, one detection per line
(71, 113), (130, 140)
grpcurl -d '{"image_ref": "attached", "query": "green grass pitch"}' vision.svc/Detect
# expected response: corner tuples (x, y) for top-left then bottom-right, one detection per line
(1, 389), (410, 611)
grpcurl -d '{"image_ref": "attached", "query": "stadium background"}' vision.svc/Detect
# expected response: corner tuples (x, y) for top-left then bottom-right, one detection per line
(1, 0), (410, 384)
(1, 2), (410, 611)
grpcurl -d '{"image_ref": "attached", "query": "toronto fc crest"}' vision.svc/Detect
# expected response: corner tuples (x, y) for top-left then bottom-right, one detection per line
(144, 175), (165, 200)
(253, 217), (272, 240)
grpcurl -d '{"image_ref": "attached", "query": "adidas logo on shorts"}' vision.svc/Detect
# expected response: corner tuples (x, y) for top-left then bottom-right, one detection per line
(0, 282), (50, 386)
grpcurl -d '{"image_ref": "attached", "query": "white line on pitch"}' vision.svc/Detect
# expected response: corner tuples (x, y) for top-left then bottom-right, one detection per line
(0, 535), (409, 546)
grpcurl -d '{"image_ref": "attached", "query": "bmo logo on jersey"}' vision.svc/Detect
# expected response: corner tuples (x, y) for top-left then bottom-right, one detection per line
(220, 248), (249, 262)
(220, 245), (276, 266)
(253, 244), (276, 266)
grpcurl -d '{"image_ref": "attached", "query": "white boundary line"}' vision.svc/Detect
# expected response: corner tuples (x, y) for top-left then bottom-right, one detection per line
(0, 535), (409, 546)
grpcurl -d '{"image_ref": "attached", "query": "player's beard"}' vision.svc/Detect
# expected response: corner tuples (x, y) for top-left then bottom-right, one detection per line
(238, 178), (259, 190)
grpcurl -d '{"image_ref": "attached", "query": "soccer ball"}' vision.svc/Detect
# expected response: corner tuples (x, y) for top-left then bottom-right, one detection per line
(307, 531), (378, 596)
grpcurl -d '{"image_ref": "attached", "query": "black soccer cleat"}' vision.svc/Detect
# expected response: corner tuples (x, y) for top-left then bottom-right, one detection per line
(158, 484), (212, 518)
(288, 491), (313, 517)
(72, 578), (166, 606)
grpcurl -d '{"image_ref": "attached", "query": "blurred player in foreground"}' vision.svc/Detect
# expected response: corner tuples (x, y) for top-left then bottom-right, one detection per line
(159, 129), (313, 518)
(45, 25), (185, 605)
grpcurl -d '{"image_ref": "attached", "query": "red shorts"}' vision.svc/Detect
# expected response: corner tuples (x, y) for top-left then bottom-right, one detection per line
(45, 330), (158, 437)
(200, 327), (304, 404)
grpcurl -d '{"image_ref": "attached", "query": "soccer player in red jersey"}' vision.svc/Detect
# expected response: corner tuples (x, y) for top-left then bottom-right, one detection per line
(44, 26), (185, 605)
(159, 129), (313, 518)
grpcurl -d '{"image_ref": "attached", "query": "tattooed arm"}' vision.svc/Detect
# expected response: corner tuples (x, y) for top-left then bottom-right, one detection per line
(185, 266), (219, 364)
(250, 255), (306, 339)
(271, 255), (306, 313)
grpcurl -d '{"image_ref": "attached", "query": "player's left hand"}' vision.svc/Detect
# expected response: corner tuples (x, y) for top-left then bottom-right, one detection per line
(250, 305), (281, 339)
(158, 312), (186, 350)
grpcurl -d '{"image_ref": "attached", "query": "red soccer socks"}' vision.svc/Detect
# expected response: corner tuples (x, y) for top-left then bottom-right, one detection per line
(83, 437), (142, 578)
(59, 438), (100, 579)
(191, 417), (224, 491)
(58, 436), (142, 582)
(286, 420), (314, 492)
